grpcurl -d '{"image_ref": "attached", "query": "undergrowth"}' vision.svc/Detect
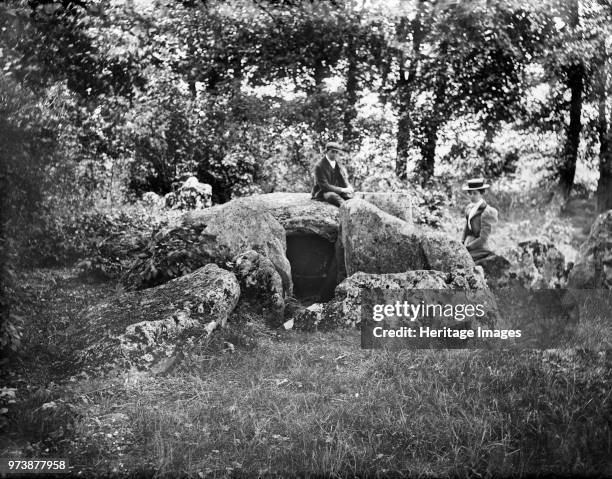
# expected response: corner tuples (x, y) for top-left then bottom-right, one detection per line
(5, 335), (608, 477)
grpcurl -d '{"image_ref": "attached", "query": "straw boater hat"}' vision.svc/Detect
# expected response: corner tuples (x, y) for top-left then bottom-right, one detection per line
(462, 178), (490, 191)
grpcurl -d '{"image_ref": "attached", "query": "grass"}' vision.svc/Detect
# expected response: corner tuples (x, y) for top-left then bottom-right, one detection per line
(128, 338), (611, 478)
(46, 334), (607, 478)
(6, 312), (610, 477)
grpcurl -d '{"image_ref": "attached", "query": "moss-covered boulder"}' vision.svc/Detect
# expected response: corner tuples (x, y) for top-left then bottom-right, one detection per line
(76, 264), (240, 375)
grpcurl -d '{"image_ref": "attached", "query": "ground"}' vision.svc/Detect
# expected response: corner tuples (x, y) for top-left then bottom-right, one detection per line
(2, 266), (612, 477)
(1, 196), (611, 477)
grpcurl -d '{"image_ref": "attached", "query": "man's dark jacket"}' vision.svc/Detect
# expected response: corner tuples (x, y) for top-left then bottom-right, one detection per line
(311, 156), (349, 200)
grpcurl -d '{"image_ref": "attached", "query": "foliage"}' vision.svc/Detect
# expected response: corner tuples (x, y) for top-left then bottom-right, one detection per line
(0, 0), (145, 98)
(1, 0), (612, 295)
(0, 75), (59, 224)
(124, 72), (271, 202)
(74, 211), (155, 280)
(120, 224), (223, 291)
(410, 183), (453, 228)
(0, 73), (64, 356)
(21, 208), (155, 281)
(2, 0), (611, 205)
(0, 237), (22, 355)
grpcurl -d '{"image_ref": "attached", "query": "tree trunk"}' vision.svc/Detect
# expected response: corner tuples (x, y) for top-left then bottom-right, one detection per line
(313, 59), (326, 89)
(479, 126), (496, 175)
(395, 6), (424, 180)
(396, 104), (411, 180)
(596, 59), (612, 212)
(206, 69), (221, 93)
(188, 81), (197, 98)
(558, 0), (583, 198)
(343, 33), (359, 145)
(417, 41), (448, 185)
(559, 62), (584, 197)
(417, 118), (437, 184)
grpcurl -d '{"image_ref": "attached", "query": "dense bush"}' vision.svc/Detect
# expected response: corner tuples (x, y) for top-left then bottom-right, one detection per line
(74, 211), (155, 280)
(120, 223), (224, 291)
(412, 189), (452, 228)
(0, 75), (63, 354)
(21, 209), (155, 280)
(0, 237), (22, 354)
(125, 75), (268, 203)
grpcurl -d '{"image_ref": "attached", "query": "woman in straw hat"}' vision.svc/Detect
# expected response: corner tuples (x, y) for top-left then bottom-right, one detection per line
(461, 178), (498, 261)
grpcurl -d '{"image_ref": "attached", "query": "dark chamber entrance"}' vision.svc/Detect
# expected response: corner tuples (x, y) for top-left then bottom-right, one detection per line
(286, 233), (337, 302)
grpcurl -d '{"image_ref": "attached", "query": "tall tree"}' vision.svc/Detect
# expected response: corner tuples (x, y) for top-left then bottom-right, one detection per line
(338, 1), (389, 145)
(393, 2), (424, 180)
(595, 58), (612, 211)
(389, 0), (541, 183)
(591, 1), (612, 211)
(415, 39), (447, 184)
(343, 29), (359, 144)
(533, 0), (589, 198)
(558, 0), (584, 197)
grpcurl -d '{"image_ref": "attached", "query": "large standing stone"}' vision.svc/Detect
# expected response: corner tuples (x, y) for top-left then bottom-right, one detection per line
(250, 193), (416, 301)
(340, 199), (425, 275)
(340, 199), (473, 276)
(245, 193), (341, 301)
(568, 210), (612, 288)
(125, 193), (445, 297)
(182, 199), (289, 272)
(75, 264), (240, 374)
(184, 198), (292, 293)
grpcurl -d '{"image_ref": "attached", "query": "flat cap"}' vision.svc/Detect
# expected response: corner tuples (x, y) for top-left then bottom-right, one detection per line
(325, 141), (347, 152)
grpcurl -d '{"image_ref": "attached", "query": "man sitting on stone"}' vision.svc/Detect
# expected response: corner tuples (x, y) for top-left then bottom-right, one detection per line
(461, 178), (499, 261)
(311, 142), (354, 207)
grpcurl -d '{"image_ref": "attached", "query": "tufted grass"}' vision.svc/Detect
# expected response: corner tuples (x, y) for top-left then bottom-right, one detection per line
(4, 269), (611, 477)
(113, 331), (611, 478)
(3, 334), (611, 478)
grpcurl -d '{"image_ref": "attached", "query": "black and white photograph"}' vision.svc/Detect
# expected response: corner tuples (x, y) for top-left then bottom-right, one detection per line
(1, 0), (611, 476)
